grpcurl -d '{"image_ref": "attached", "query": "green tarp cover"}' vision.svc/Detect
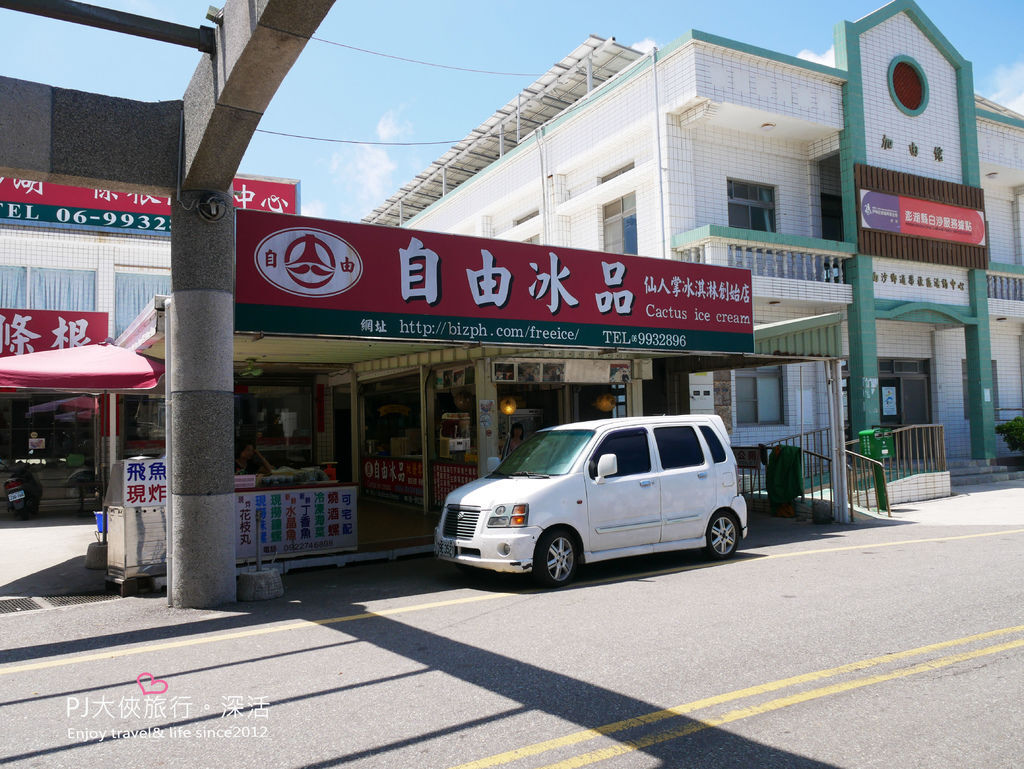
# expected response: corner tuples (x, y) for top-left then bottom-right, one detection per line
(766, 445), (803, 511)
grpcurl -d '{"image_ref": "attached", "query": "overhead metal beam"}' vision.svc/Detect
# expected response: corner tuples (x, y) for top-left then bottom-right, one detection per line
(0, 0), (216, 53)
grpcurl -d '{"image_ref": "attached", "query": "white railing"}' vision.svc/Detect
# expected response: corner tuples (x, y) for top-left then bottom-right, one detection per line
(677, 238), (849, 284)
(988, 273), (1024, 301)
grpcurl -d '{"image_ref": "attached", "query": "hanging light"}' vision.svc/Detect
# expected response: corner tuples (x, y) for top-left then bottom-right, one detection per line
(499, 396), (518, 415)
(452, 388), (474, 411)
(594, 393), (616, 412)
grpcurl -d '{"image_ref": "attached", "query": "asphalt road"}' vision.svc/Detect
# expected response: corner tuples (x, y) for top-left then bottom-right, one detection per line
(1, 499), (1022, 769)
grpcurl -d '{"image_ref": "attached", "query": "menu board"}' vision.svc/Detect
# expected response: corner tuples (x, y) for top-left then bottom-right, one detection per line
(236, 485), (357, 559)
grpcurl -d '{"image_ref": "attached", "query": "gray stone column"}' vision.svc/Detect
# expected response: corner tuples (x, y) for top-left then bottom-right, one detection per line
(169, 192), (236, 607)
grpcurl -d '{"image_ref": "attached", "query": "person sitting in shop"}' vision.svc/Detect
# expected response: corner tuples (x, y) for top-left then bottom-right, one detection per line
(235, 441), (273, 475)
(504, 423), (525, 457)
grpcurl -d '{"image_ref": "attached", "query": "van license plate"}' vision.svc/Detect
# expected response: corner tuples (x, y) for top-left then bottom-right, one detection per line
(8, 489), (25, 501)
(436, 537), (456, 558)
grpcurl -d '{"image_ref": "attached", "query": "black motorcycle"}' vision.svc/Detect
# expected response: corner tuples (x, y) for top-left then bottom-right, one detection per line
(5, 463), (42, 520)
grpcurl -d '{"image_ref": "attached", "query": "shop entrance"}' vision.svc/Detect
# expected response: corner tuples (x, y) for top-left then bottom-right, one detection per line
(0, 393), (98, 514)
(879, 359), (931, 426)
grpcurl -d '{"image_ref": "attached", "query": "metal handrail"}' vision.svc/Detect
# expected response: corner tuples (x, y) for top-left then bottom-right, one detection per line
(846, 449), (891, 517)
(845, 423), (946, 482)
(738, 444), (833, 519)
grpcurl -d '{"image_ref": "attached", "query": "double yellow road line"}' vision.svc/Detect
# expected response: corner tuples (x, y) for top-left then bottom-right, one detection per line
(449, 623), (1024, 769)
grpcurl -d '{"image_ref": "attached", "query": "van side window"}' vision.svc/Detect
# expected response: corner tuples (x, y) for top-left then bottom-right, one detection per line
(589, 428), (651, 478)
(654, 426), (705, 469)
(699, 425), (728, 463)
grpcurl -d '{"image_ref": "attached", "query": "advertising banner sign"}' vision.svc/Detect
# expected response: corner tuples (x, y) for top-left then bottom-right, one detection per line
(859, 189), (986, 246)
(0, 308), (108, 357)
(0, 176), (298, 233)
(361, 457), (424, 504)
(235, 211), (754, 354)
(124, 457), (168, 506)
(235, 485), (357, 559)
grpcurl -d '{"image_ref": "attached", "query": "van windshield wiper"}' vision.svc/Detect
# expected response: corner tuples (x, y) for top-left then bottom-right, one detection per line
(509, 470), (550, 478)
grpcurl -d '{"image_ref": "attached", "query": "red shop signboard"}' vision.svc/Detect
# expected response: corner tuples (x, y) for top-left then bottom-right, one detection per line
(0, 175), (298, 233)
(362, 457), (424, 504)
(0, 309), (108, 357)
(235, 211), (754, 354)
(431, 461), (480, 506)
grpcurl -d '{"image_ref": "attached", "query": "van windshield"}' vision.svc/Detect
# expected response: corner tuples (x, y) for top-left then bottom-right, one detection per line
(493, 429), (594, 477)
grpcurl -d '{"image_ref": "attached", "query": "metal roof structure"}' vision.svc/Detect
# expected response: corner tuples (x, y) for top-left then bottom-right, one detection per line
(363, 35), (645, 228)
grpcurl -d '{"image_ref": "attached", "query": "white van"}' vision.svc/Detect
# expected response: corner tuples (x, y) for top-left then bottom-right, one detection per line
(434, 415), (747, 586)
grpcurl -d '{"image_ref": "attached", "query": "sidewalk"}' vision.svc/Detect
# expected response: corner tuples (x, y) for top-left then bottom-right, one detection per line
(0, 514), (106, 598)
(886, 480), (1024, 525)
(2, 482), (1022, 601)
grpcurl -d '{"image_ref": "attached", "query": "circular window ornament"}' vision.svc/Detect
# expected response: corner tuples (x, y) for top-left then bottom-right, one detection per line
(888, 55), (928, 116)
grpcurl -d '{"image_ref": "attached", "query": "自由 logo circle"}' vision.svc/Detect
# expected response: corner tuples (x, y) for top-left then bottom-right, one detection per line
(254, 228), (363, 297)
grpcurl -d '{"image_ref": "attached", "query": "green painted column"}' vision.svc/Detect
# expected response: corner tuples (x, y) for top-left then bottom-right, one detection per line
(846, 254), (880, 435)
(966, 269), (996, 459)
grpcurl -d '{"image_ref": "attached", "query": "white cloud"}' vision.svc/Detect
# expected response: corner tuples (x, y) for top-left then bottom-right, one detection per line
(987, 61), (1024, 116)
(630, 38), (658, 55)
(797, 46), (835, 68)
(301, 199), (326, 219)
(328, 108), (410, 220)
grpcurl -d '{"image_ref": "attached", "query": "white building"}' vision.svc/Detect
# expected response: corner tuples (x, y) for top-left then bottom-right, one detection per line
(366, 0), (1024, 488)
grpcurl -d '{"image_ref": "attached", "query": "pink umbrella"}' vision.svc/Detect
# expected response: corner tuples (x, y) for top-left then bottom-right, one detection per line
(0, 343), (164, 391)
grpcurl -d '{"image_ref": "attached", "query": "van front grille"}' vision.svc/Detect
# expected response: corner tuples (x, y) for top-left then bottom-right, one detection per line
(443, 506), (481, 539)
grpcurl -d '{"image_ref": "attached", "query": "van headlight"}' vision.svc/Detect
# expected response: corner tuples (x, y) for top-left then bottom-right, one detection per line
(487, 503), (529, 527)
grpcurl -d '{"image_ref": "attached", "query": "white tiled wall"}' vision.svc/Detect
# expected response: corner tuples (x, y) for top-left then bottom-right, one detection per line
(872, 257), (970, 306)
(0, 224), (170, 338)
(977, 119), (1024, 176)
(684, 123), (817, 238)
(984, 185), (1019, 266)
(693, 46), (844, 129)
(859, 13), (962, 183)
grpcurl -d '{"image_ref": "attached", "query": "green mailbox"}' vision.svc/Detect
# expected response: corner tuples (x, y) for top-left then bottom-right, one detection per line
(858, 428), (894, 460)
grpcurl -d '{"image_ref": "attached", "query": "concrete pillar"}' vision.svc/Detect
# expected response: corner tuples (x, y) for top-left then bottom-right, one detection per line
(168, 191), (236, 608)
(966, 268), (997, 459)
(845, 254), (880, 434)
(476, 358), (499, 472)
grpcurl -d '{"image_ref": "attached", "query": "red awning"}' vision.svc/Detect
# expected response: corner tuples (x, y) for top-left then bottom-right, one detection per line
(0, 343), (164, 391)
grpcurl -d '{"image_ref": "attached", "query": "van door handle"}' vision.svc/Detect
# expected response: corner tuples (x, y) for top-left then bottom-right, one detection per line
(639, 480), (655, 487)
(697, 471), (708, 479)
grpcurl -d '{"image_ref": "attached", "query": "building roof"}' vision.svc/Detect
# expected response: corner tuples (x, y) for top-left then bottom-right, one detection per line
(362, 35), (644, 228)
(975, 94), (1024, 123)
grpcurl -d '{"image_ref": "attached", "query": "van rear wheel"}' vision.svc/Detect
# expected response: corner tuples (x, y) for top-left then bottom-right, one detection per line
(705, 511), (739, 559)
(532, 529), (578, 587)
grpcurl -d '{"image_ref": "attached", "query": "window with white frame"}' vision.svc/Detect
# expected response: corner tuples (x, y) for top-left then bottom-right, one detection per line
(115, 272), (171, 336)
(30, 268), (96, 311)
(735, 366), (783, 424)
(602, 192), (637, 255)
(0, 266), (27, 307)
(728, 180), (776, 232)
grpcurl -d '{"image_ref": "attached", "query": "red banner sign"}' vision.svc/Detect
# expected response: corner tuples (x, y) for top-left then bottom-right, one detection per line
(432, 461), (480, 506)
(859, 190), (986, 246)
(0, 309), (108, 357)
(0, 176), (298, 232)
(235, 211), (754, 354)
(362, 457), (424, 503)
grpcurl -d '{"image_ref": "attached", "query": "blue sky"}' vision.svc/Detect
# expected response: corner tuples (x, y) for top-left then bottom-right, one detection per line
(2, 1), (1022, 222)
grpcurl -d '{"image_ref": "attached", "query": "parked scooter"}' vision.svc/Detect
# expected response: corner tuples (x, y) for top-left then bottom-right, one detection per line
(5, 463), (42, 520)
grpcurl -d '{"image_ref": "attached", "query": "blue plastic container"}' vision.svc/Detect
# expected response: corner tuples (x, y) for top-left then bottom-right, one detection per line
(94, 511), (105, 533)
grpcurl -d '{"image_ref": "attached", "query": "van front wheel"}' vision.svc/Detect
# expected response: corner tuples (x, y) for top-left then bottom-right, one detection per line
(532, 529), (578, 587)
(705, 511), (739, 559)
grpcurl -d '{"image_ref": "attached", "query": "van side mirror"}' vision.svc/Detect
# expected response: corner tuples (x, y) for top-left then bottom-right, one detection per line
(595, 453), (618, 483)
(486, 456), (501, 473)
